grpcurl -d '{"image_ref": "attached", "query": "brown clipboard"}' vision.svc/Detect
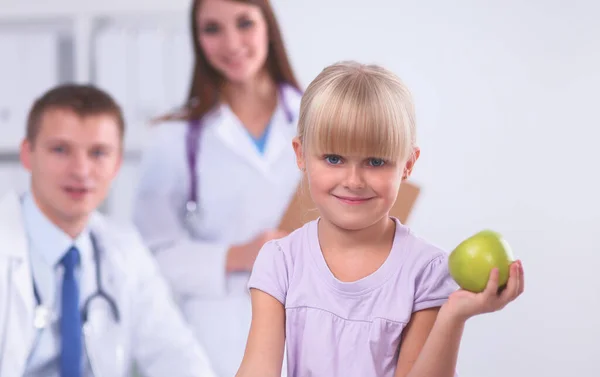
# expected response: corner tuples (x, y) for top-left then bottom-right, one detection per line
(278, 179), (421, 233)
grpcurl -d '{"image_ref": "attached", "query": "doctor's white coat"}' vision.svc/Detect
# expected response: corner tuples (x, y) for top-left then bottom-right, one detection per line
(132, 84), (302, 377)
(0, 191), (216, 377)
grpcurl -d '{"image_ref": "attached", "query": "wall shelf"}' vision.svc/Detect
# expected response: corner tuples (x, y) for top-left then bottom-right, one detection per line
(0, 7), (192, 149)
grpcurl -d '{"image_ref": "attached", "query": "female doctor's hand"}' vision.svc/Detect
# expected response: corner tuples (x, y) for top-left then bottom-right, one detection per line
(226, 229), (288, 272)
(441, 260), (525, 323)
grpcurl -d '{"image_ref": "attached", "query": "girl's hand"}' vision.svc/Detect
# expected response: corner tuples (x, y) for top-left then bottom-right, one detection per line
(442, 260), (525, 323)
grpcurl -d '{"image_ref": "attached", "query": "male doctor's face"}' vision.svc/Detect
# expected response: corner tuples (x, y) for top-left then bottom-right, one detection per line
(20, 108), (122, 232)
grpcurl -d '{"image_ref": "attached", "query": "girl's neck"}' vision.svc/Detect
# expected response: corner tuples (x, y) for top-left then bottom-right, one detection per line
(317, 216), (396, 254)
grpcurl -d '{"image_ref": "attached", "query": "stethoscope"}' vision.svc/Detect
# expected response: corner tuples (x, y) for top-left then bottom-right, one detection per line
(32, 232), (120, 331)
(183, 83), (301, 225)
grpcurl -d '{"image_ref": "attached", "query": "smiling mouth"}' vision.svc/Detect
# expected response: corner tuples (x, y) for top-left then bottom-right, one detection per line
(333, 195), (373, 205)
(63, 186), (92, 199)
(224, 55), (246, 66)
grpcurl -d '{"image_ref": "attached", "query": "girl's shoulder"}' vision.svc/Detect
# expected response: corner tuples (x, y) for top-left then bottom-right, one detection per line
(247, 220), (317, 304)
(269, 218), (317, 264)
(390, 219), (458, 310)
(392, 218), (450, 268)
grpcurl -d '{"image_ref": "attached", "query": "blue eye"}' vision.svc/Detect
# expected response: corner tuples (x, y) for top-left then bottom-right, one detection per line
(52, 146), (66, 154)
(324, 155), (342, 165)
(202, 24), (219, 34)
(91, 150), (106, 158)
(369, 158), (385, 167)
(238, 19), (254, 29)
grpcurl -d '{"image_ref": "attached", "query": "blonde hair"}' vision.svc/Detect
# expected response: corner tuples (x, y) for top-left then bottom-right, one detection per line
(297, 61), (417, 164)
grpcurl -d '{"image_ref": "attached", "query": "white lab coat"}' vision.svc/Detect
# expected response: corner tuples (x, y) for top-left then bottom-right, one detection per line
(132, 84), (302, 377)
(0, 191), (217, 377)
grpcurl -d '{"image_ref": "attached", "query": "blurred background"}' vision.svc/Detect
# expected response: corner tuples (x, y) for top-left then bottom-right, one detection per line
(1, 0), (598, 376)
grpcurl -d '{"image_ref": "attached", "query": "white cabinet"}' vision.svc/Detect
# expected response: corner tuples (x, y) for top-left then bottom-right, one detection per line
(88, 15), (192, 220)
(0, 11), (191, 152)
(90, 14), (192, 150)
(0, 158), (29, 197)
(0, 19), (73, 151)
(0, 7), (191, 219)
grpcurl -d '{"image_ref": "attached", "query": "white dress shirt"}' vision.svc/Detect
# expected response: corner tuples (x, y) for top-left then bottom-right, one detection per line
(21, 191), (96, 377)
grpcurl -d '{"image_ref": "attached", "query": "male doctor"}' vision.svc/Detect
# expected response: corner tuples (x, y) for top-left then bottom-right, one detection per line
(0, 84), (217, 377)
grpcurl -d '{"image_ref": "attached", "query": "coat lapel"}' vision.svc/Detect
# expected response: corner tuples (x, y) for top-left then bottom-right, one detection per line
(83, 214), (128, 377)
(213, 105), (272, 177)
(211, 84), (302, 179)
(263, 102), (297, 166)
(264, 83), (302, 165)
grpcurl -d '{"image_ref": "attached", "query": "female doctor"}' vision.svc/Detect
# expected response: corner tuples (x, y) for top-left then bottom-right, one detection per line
(132, 0), (302, 376)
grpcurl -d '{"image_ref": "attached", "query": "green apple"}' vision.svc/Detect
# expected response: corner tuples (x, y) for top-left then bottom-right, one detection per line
(448, 230), (514, 293)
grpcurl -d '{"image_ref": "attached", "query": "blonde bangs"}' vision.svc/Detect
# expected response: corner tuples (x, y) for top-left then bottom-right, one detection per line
(298, 62), (416, 164)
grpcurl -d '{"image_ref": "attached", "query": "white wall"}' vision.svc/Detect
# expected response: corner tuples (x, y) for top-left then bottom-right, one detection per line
(276, 2), (599, 377)
(1, 0), (599, 376)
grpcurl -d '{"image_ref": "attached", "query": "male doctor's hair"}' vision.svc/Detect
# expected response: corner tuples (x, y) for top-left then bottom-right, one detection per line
(162, 0), (300, 123)
(297, 61), (417, 165)
(26, 84), (125, 144)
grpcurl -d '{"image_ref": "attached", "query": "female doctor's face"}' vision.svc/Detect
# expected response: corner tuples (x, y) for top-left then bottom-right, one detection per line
(20, 108), (122, 235)
(196, 0), (270, 84)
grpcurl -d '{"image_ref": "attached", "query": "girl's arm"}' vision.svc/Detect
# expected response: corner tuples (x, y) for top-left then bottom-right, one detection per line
(396, 261), (524, 377)
(394, 307), (463, 377)
(235, 289), (286, 377)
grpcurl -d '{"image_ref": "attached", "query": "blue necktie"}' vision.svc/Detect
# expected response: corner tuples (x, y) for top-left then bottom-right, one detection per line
(59, 246), (82, 377)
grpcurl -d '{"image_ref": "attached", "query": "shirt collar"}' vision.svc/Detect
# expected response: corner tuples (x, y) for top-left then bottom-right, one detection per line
(21, 190), (92, 267)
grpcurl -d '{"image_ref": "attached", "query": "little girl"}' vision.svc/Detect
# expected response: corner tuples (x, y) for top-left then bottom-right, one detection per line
(235, 61), (525, 377)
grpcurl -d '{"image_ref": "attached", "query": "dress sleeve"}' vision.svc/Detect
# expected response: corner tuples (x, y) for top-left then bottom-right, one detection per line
(247, 240), (290, 305)
(413, 253), (459, 312)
